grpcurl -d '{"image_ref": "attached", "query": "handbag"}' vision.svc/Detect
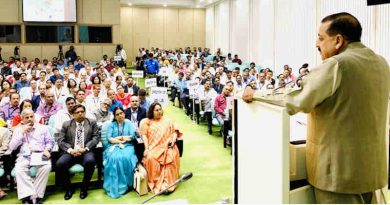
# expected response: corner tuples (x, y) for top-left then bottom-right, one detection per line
(133, 163), (148, 196)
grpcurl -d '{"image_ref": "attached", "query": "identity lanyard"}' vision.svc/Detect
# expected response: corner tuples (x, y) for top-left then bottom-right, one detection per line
(45, 105), (54, 114)
(117, 122), (125, 136)
(55, 88), (62, 99)
(8, 106), (18, 118)
(131, 110), (137, 123)
(93, 97), (99, 107)
(24, 127), (36, 144)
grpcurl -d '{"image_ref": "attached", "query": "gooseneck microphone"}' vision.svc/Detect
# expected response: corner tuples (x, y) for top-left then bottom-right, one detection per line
(141, 172), (193, 204)
(179, 172), (193, 182)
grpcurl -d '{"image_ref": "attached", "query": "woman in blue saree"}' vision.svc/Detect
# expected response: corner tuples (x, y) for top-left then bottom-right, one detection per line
(103, 107), (138, 198)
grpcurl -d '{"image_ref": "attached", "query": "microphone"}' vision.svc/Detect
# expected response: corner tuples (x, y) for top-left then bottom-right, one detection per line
(273, 80), (295, 92)
(179, 172), (192, 182)
(141, 172), (193, 204)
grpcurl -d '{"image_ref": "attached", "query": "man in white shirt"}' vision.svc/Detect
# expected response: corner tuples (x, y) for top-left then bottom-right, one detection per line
(52, 78), (70, 104)
(54, 97), (76, 134)
(75, 90), (86, 106)
(20, 80), (39, 101)
(37, 71), (46, 87)
(85, 84), (101, 115)
(198, 80), (218, 135)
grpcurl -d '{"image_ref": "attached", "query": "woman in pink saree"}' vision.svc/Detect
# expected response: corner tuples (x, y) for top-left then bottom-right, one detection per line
(139, 102), (183, 194)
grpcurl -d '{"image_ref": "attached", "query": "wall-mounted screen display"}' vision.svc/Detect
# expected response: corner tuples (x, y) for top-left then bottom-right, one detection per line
(23, 0), (77, 22)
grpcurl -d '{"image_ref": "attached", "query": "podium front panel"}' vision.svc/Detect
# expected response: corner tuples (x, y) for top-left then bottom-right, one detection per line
(234, 99), (289, 203)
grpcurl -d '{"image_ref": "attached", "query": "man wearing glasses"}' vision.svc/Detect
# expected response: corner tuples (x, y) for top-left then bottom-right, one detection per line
(56, 105), (99, 200)
(90, 98), (113, 127)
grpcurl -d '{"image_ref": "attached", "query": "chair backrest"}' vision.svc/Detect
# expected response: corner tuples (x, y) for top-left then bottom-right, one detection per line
(100, 120), (112, 149)
(205, 55), (215, 62)
(47, 114), (57, 137)
(19, 87), (32, 102)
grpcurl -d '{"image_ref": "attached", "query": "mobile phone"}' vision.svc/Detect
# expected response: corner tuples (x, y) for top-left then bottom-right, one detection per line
(42, 155), (49, 161)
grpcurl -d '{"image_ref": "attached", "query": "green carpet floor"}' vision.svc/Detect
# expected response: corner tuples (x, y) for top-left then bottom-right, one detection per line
(1, 73), (233, 203)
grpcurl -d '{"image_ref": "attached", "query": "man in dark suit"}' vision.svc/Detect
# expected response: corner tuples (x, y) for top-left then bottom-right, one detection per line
(123, 76), (140, 96)
(213, 77), (224, 94)
(31, 84), (46, 112)
(56, 104), (99, 200)
(124, 96), (146, 129)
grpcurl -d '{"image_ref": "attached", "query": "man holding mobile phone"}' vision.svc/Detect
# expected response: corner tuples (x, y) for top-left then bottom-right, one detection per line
(9, 109), (53, 204)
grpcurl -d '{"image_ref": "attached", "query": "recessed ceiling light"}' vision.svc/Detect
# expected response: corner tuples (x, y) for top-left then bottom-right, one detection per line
(163, 4), (167, 7)
(128, 3), (132, 6)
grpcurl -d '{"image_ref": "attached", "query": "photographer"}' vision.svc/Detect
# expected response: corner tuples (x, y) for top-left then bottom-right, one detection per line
(65, 45), (77, 66)
(14, 46), (20, 61)
(115, 44), (127, 68)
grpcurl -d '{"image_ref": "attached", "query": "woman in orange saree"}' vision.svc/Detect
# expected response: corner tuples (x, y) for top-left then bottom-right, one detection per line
(139, 102), (183, 194)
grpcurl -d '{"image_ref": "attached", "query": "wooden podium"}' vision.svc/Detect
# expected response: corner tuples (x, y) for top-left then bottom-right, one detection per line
(233, 98), (314, 204)
(233, 98), (389, 204)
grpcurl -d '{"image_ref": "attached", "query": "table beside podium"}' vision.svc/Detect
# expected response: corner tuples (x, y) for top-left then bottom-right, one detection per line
(233, 98), (389, 204)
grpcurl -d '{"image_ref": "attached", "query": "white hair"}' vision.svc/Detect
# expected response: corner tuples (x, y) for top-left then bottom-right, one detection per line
(21, 109), (34, 118)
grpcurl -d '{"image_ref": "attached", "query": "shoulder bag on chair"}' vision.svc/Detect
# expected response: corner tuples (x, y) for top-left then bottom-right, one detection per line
(133, 163), (148, 196)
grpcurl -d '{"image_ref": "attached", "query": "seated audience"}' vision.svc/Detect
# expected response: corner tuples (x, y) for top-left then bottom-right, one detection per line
(36, 90), (63, 125)
(56, 105), (99, 200)
(115, 85), (131, 109)
(140, 102), (183, 194)
(214, 86), (229, 125)
(0, 93), (20, 125)
(85, 84), (102, 115)
(75, 89), (87, 106)
(108, 89), (123, 112)
(170, 72), (184, 103)
(54, 97), (76, 134)
(52, 78), (69, 103)
(103, 107), (138, 198)
(19, 80), (38, 102)
(138, 89), (150, 111)
(9, 109), (53, 204)
(0, 125), (9, 155)
(124, 96), (147, 129)
(11, 99), (43, 127)
(212, 77), (224, 94)
(0, 80), (12, 106)
(90, 99), (113, 127)
(32, 84), (46, 112)
(0, 125), (8, 199)
(14, 73), (30, 93)
(67, 79), (78, 94)
(198, 81), (218, 135)
(123, 77), (139, 96)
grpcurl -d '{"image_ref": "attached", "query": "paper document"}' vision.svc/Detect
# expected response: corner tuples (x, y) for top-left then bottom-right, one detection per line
(30, 152), (50, 166)
(290, 113), (307, 142)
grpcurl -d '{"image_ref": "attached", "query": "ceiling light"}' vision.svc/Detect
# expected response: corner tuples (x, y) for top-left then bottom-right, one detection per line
(196, 5), (200, 8)
(163, 4), (167, 7)
(208, 0), (212, 3)
(128, 3), (132, 6)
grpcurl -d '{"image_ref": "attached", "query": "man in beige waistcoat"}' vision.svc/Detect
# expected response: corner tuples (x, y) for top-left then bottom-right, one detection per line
(243, 12), (390, 203)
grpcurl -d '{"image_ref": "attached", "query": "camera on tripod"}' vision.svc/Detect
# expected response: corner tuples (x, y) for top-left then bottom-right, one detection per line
(58, 45), (64, 60)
